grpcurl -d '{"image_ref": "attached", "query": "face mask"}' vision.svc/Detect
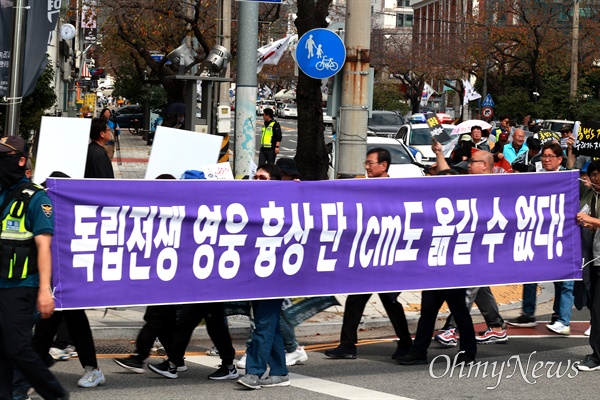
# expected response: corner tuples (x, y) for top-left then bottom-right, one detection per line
(178, 116), (185, 123)
(0, 154), (25, 190)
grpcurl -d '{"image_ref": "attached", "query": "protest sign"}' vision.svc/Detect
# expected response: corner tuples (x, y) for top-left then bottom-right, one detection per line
(47, 172), (581, 309)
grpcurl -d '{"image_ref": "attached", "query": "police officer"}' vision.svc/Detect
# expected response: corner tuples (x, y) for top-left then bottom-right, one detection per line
(259, 107), (282, 165)
(0, 136), (68, 399)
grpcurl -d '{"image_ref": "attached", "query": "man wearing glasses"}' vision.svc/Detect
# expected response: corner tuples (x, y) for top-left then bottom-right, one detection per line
(325, 148), (413, 360)
(508, 142), (573, 335)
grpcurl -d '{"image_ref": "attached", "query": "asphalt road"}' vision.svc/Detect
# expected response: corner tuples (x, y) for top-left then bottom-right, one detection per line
(41, 330), (595, 400)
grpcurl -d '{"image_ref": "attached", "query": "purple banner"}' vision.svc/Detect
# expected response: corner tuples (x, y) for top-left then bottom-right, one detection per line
(47, 172), (582, 310)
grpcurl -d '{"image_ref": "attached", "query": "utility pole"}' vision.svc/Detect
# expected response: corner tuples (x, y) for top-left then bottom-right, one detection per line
(4, 0), (28, 136)
(233, 1), (258, 178)
(337, 0), (371, 178)
(570, 0), (579, 98)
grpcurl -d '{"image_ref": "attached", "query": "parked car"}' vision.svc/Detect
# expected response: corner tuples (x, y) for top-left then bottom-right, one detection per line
(256, 99), (277, 115)
(396, 123), (456, 166)
(322, 108), (334, 126)
(328, 136), (426, 179)
(113, 105), (144, 128)
(367, 110), (405, 138)
(541, 119), (574, 132)
(275, 102), (286, 117)
(281, 103), (298, 118)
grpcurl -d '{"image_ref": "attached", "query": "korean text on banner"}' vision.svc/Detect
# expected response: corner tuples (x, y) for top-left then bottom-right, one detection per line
(47, 172), (581, 309)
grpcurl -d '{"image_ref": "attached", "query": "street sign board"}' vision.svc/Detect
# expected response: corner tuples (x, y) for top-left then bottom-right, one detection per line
(482, 106), (494, 119)
(481, 94), (495, 108)
(296, 28), (345, 79)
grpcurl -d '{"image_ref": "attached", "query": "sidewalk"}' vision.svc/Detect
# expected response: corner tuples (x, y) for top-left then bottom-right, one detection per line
(90, 131), (545, 344)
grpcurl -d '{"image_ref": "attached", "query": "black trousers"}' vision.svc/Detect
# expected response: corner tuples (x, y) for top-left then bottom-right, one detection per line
(589, 266), (600, 358)
(33, 310), (98, 369)
(135, 305), (178, 360)
(167, 303), (235, 366)
(0, 287), (67, 400)
(259, 147), (276, 165)
(411, 288), (477, 358)
(340, 293), (412, 350)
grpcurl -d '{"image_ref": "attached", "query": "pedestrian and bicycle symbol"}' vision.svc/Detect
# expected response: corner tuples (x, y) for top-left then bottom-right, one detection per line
(296, 28), (346, 79)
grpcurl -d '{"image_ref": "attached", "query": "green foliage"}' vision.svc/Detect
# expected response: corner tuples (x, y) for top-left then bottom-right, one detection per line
(112, 66), (167, 111)
(0, 60), (56, 141)
(488, 72), (600, 124)
(373, 83), (409, 114)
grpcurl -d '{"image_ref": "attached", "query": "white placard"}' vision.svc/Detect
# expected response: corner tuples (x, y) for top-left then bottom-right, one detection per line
(33, 117), (92, 184)
(201, 162), (234, 180)
(145, 126), (222, 179)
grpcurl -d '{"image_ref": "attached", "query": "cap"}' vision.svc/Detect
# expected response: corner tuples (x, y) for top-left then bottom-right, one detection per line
(582, 161), (591, 173)
(499, 132), (509, 141)
(0, 136), (26, 157)
(559, 124), (574, 132)
(459, 134), (472, 142)
(276, 158), (301, 178)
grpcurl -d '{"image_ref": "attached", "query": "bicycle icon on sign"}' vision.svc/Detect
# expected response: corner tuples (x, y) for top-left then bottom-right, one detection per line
(315, 56), (339, 72)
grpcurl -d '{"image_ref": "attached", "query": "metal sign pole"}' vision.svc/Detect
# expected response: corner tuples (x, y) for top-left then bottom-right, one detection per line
(4, 0), (28, 136)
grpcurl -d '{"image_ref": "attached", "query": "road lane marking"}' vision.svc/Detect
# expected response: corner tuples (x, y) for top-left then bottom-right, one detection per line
(185, 355), (414, 400)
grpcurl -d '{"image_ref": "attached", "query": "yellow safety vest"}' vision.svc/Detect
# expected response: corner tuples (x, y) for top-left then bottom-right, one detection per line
(261, 121), (275, 148)
(0, 184), (41, 279)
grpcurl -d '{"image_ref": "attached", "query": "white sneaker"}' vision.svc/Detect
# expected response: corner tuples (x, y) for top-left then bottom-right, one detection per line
(77, 367), (106, 388)
(65, 345), (78, 358)
(546, 321), (570, 336)
(49, 347), (70, 361)
(585, 326), (592, 336)
(285, 346), (308, 366)
(236, 353), (247, 369)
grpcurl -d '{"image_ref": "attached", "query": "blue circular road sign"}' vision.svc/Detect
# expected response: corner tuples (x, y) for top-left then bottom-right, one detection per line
(296, 28), (346, 79)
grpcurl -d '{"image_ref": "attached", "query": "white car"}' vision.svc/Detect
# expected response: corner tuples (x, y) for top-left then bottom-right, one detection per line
(328, 136), (426, 179)
(396, 123), (457, 166)
(256, 100), (276, 115)
(281, 103), (298, 118)
(322, 108), (333, 126)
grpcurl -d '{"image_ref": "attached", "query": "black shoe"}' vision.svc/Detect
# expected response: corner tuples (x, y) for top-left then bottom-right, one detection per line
(455, 353), (476, 364)
(396, 352), (427, 365)
(324, 346), (356, 359)
(114, 355), (145, 374)
(391, 344), (411, 360)
(208, 365), (239, 380)
(148, 359), (178, 379)
(506, 314), (536, 328)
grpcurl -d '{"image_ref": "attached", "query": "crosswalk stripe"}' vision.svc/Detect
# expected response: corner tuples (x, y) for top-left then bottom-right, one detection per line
(185, 355), (414, 400)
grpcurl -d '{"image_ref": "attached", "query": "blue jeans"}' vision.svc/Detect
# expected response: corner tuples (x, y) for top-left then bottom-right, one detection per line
(246, 299), (288, 377)
(244, 309), (299, 354)
(522, 283), (538, 316)
(279, 310), (298, 353)
(553, 281), (575, 325)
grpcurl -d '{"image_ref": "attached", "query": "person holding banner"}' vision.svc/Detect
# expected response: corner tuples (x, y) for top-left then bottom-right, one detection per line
(508, 141), (574, 334)
(0, 136), (69, 400)
(576, 160), (600, 371)
(325, 148), (414, 361)
(238, 164), (290, 389)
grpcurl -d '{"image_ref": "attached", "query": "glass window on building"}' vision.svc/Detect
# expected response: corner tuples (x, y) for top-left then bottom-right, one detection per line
(396, 13), (413, 27)
(397, 0), (411, 7)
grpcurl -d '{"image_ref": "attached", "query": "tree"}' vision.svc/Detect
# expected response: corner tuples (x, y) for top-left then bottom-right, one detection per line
(294, 0), (332, 180)
(98, 0), (282, 103)
(0, 60), (56, 147)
